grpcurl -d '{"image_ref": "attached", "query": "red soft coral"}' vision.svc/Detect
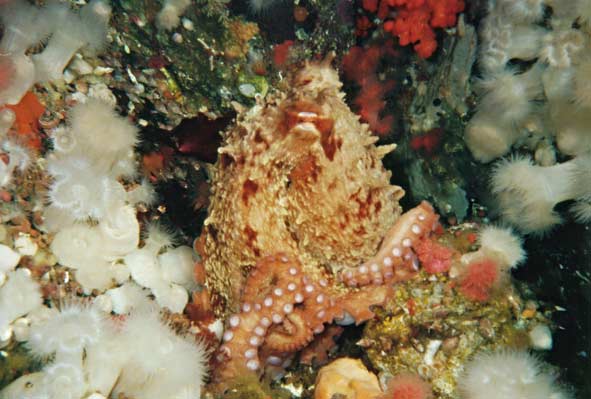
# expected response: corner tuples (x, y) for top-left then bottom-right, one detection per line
(410, 128), (443, 155)
(363, 0), (380, 12)
(415, 237), (453, 274)
(381, 373), (433, 399)
(342, 45), (397, 136)
(428, 0), (465, 28)
(458, 259), (500, 302)
(342, 46), (383, 82)
(355, 77), (395, 136)
(362, 0), (465, 58)
(384, 6), (437, 58)
(387, 0), (426, 9)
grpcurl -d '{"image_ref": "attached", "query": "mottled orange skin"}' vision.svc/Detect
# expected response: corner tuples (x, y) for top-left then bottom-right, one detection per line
(201, 60), (404, 313)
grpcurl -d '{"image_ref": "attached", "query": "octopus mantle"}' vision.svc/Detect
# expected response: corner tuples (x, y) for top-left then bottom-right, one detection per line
(201, 59), (405, 312)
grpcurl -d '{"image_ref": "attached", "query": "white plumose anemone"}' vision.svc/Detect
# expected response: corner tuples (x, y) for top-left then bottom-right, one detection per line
(465, 64), (545, 162)
(0, 54), (35, 105)
(152, 282), (189, 314)
(458, 226), (525, 283)
(464, 116), (523, 163)
(0, 269), (42, 335)
(476, 66), (543, 125)
(143, 221), (179, 254)
(159, 245), (196, 289)
(156, 0), (191, 30)
(50, 224), (103, 268)
(27, 302), (105, 357)
(477, 226), (526, 269)
(50, 218), (136, 293)
(32, 0), (111, 82)
(496, 0), (545, 23)
(123, 246), (191, 313)
(68, 98), (138, 169)
(98, 204), (141, 256)
(1, 302), (209, 399)
(47, 159), (126, 222)
(459, 350), (571, 399)
(491, 154), (591, 235)
(105, 282), (151, 314)
(114, 307), (208, 399)
(0, 1), (52, 55)
(41, 360), (87, 399)
(124, 248), (163, 289)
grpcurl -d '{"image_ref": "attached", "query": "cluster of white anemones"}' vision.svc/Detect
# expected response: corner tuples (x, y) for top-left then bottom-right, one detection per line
(467, 0), (591, 163)
(465, 0), (591, 234)
(0, 3), (212, 394)
(491, 154), (591, 234)
(44, 98), (144, 229)
(44, 98), (197, 313)
(0, 0), (111, 189)
(1, 301), (208, 399)
(0, 0), (111, 107)
(0, 91), (209, 397)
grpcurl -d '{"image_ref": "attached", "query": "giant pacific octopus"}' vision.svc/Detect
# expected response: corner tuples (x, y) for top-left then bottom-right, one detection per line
(196, 59), (444, 388)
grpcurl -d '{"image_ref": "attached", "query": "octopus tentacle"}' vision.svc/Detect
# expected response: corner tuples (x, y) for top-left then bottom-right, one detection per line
(338, 285), (393, 323)
(300, 279), (339, 332)
(265, 276), (337, 351)
(340, 201), (439, 287)
(258, 347), (295, 379)
(241, 253), (295, 302)
(213, 253), (393, 387)
(265, 311), (315, 353)
(300, 325), (344, 366)
(214, 254), (309, 382)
